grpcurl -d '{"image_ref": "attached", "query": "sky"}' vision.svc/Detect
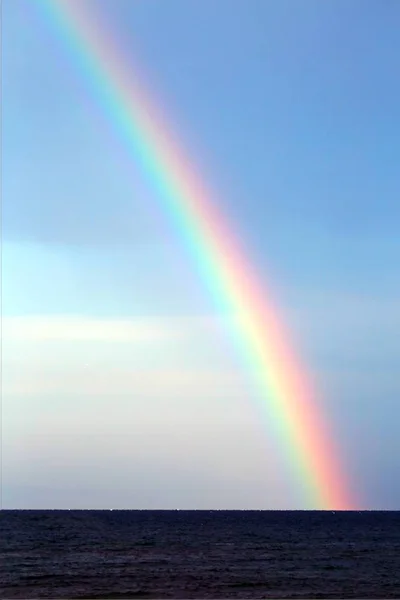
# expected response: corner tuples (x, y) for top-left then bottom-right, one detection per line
(2, 0), (400, 509)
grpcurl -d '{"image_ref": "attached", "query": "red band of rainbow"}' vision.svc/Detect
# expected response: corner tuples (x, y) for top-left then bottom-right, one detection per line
(34, 0), (355, 509)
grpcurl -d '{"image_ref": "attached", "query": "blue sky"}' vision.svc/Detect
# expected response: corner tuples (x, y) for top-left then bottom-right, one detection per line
(2, 0), (400, 509)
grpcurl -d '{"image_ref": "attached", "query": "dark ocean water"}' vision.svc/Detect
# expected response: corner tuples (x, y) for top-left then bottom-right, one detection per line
(1, 510), (400, 599)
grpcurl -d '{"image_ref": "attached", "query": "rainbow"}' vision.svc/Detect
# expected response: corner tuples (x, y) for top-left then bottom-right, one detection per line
(34, 0), (354, 509)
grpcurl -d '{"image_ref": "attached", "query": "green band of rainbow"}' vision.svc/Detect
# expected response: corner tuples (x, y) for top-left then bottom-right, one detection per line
(34, 0), (355, 509)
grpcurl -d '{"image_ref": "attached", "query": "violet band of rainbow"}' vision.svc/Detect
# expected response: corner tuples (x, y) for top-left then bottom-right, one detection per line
(34, 0), (355, 509)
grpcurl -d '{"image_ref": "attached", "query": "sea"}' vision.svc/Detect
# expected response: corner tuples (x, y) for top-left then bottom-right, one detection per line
(1, 510), (400, 599)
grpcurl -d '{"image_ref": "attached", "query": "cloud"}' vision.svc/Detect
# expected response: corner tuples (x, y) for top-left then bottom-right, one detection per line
(3, 314), (221, 343)
(1, 311), (294, 508)
(1, 313), (255, 436)
(2, 295), (400, 509)
(2, 312), (237, 359)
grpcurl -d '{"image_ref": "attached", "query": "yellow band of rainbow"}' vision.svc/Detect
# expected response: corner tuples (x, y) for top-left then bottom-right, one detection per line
(34, 0), (355, 509)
